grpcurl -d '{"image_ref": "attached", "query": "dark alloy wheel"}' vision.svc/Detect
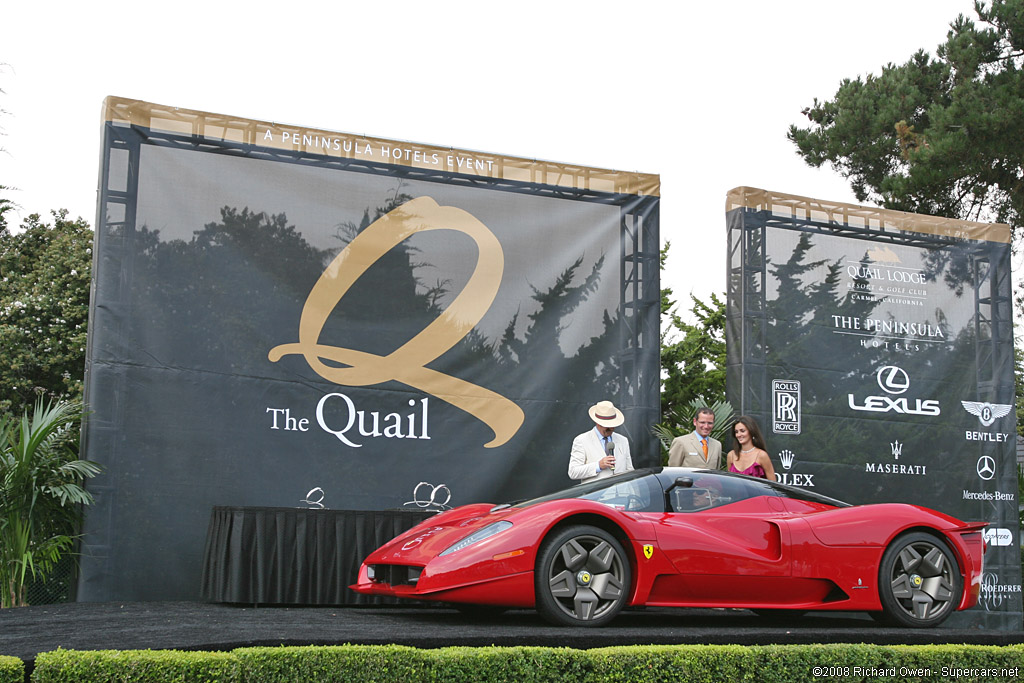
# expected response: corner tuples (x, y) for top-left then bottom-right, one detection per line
(878, 532), (962, 628)
(535, 525), (631, 627)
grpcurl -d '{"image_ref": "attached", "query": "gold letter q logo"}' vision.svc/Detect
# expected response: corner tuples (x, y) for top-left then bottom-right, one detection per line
(269, 196), (524, 448)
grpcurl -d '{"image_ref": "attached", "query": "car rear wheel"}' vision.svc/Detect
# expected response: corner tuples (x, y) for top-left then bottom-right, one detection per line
(878, 532), (962, 628)
(535, 525), (630, 627)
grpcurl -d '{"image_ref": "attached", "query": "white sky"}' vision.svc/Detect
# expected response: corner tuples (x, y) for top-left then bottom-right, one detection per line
(0, 0), (986, 325)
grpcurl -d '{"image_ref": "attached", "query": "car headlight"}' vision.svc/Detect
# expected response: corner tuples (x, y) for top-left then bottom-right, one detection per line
(439, 520), (513, 556)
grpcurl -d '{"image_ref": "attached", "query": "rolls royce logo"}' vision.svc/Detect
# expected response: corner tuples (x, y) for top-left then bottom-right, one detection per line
(961, 401), (1013, 427)
(269, 197), (525, 448)
(772, 380), (801, 434)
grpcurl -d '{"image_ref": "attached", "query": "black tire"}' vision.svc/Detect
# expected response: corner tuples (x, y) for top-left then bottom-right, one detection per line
(535, 524), (631, 627)
(878, 532), (962, 628)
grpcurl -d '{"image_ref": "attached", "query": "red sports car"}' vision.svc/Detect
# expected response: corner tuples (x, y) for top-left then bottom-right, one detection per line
(351, 468), (986, 627)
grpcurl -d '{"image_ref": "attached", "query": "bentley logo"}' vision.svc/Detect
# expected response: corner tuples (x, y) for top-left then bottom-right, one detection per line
(961, 401), (1013, 427)
(269, 197), (525, 447)
(977, 455), (996, 481)
(642, 544), (654, 560)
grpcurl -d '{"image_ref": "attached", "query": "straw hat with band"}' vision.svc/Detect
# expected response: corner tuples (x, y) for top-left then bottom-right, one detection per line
(588, 400), (624, 428)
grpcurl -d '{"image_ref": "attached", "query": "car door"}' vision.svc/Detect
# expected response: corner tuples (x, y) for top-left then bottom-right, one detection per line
(648, 475), (792, 604)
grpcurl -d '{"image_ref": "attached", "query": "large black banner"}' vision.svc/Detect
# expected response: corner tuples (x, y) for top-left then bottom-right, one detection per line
(726, 187), (1021, 629)
(79, 98), (660, 601)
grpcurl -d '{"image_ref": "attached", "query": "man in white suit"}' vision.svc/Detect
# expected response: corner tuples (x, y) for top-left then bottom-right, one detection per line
(568, 400), (634, 484)
(667, 407), (722, 469)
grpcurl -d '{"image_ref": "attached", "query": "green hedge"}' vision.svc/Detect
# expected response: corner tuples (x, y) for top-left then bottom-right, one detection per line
(0, 655), (23, 683)
(27, 643), (1024, 683)
(32, 649), (239, 683)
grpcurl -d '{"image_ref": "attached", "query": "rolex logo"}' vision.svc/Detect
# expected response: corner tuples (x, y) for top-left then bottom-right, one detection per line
(778, 449), (795, 470)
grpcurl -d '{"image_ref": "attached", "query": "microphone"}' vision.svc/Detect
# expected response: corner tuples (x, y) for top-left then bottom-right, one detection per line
(605, 438), (615, 470)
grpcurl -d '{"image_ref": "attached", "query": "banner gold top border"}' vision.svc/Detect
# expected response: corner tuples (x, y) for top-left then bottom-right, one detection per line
(726, 186), (1011, 244)
(102, 96), (660, 198)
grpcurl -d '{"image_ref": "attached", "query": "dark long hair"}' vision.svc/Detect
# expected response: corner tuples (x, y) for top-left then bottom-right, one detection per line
(732, 415), (767, 452)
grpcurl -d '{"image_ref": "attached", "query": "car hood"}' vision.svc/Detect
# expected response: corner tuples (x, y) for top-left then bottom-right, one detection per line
(367, 503), (516, 563)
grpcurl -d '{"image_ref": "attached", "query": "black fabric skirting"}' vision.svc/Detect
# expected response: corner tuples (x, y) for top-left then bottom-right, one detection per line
(200, 506), (434, 605)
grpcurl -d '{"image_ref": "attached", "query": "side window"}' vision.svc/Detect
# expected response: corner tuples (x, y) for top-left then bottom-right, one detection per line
(669, 475), (777, 513)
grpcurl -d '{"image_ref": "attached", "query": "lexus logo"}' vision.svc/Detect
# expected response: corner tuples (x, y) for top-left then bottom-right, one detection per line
(977, 455), (996, 481)
(876, 366), (910, 394)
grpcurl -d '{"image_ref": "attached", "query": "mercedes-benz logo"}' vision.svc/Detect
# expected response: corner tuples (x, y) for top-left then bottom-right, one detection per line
(876, 366), (910, 395)
(977, 455), (996, 481)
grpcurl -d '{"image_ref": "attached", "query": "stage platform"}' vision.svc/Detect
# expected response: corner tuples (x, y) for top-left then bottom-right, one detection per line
(0, 602), (1021, 669)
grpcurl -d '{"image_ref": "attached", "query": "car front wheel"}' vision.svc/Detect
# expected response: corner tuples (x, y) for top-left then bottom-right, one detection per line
(535, 524), (630, 627)
(877, 532), (962, 628)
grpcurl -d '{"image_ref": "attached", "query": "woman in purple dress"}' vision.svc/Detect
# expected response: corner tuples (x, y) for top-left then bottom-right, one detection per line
(726, 416), (776, 481)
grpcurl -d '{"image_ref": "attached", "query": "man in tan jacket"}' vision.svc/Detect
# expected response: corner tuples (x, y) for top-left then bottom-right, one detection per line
(667, 407), (722, 469)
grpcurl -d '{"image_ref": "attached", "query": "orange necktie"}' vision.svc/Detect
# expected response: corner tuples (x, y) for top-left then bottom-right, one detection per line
(702, 439), (708, 459)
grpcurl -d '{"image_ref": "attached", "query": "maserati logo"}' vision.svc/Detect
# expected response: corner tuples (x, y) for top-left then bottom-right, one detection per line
(778, 450), (795, 470)
(268, 197), (525, 448)
(876, 366), (910, 394)
(977, 455), (996, 481)
(961, 401), (1013, 427)
(890, 441), (902, 460)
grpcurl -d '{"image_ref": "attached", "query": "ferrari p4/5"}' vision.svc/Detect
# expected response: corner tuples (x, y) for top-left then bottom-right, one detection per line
(351, 468), (986, 627)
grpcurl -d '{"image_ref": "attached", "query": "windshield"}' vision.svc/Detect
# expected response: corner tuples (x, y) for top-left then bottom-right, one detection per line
(513, 470), (663, 512)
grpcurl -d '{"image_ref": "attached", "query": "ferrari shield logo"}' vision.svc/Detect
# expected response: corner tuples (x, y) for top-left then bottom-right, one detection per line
(642, 544), (654, 560)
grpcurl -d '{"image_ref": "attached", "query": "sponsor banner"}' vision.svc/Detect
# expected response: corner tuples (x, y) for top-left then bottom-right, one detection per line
(726, 187), (1020, 629)
(80, 98), (660, 600)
